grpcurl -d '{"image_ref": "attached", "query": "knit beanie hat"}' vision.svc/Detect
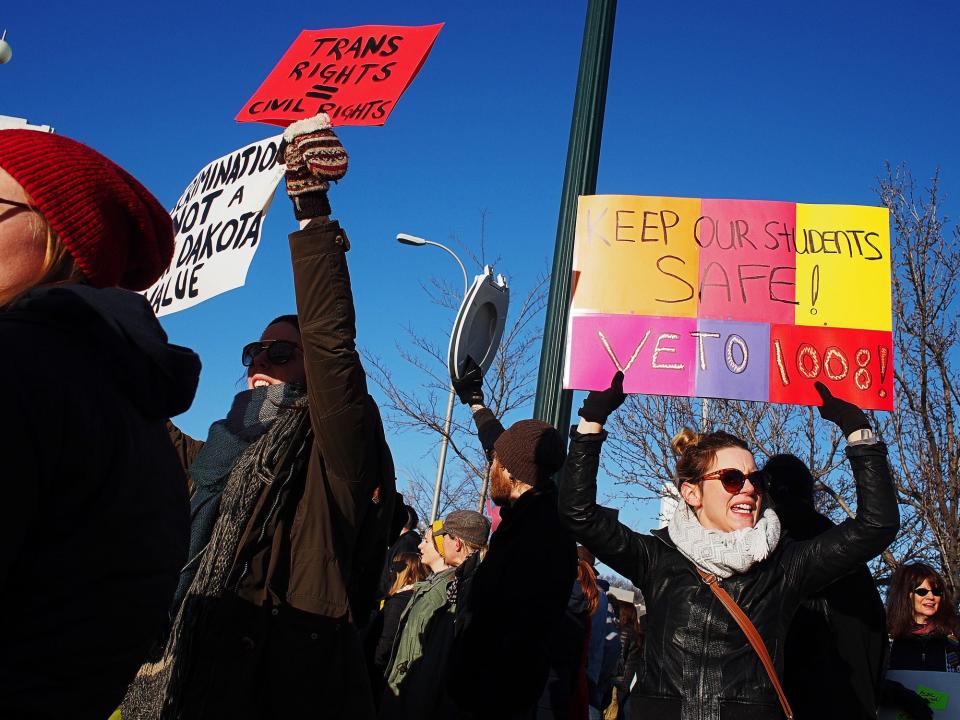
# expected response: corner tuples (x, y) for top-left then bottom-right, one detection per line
(442, 510), (491, 548)
(0, 130), (174, 290)
(493, 419), (567, 486)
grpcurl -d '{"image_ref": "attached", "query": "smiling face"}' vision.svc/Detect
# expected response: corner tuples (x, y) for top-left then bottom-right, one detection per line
(246, 320), (306, 390)
(680, 446), (763, 532)
(0, 168), (47, 306)
(912, 577), (942, 624)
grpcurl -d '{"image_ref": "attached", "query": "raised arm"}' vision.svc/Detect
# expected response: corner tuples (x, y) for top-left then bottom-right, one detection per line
(788, 382), (900, 595)
(451, 356), (505, 457)
(557, 373), (653, 585)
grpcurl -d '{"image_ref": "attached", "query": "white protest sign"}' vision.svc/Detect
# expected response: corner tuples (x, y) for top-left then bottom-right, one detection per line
(143, 135), (286, 316)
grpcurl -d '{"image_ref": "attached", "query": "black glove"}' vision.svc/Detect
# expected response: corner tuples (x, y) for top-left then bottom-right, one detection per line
(452, 356), (484, 406)
(882, 680), (934, 720)
(281, 113), (348, 220)
(578, 371), (626, 425)
(814, 381), (870, 436)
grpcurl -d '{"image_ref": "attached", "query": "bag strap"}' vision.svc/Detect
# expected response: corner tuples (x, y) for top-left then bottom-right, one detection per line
(695, 568), (794, 720)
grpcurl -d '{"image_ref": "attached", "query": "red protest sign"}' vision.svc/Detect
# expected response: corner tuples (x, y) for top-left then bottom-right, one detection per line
(236, 23), (443, 128)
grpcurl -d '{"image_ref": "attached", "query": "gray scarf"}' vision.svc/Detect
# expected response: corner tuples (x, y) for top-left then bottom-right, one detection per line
(667, 501), (781, 579)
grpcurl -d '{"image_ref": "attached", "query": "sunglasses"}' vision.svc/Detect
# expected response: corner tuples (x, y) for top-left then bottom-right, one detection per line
(699, 468), (770, 495)
(912, 587), (943, 598)
(241, 340), (301, 367)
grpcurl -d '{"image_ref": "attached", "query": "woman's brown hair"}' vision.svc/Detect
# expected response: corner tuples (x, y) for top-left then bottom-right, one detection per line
(671, 427), (749, 488)
(886, 562), (960, 639)
(577, 558), (600, 616)
(388, 552), (429, 597)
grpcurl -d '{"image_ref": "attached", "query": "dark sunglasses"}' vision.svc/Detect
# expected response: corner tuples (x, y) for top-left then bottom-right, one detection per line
(912, 587), (943, 598)
(699, 468), (770, 495)
(241, 340), (301, 367)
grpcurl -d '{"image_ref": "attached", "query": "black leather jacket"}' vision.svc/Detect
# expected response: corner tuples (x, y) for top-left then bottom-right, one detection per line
(558, 429), (899, 720)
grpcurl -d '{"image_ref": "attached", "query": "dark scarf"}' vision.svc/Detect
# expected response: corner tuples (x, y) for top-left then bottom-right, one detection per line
(170, 383), (303, 614)
(122, 391), (310, 719)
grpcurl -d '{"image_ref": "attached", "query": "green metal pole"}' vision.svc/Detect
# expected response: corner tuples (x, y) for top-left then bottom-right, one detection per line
(534, 0), (617, 430)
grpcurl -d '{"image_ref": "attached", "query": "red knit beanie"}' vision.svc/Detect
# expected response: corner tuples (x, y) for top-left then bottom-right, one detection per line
(0, 130), (173, 290)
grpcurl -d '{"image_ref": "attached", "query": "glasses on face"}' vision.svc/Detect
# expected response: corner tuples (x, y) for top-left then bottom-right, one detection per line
(912, 587), (943, 598)
(699, 468), (770, 495)
(0, 197), (32, 211)
(241, 339), (301, 367)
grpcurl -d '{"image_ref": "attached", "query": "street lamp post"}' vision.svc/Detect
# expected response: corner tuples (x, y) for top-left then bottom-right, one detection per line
(397, 233), (469, 523)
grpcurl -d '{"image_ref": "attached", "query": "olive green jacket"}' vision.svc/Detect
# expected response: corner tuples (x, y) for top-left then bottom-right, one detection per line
(381, 567), (456, 718)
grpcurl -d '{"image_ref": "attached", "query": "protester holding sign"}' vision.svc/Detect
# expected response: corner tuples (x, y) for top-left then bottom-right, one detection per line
(559, 375), (899, 720)
(122, 114), (397, 720)
(0, 130), (201, 719)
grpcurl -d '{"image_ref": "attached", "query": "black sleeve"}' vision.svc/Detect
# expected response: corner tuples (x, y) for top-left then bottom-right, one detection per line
(472, 407), (505, 459)
(558, 428), (654, 587)
(785, 442), (900, 596)
(374, 593), (411, 669)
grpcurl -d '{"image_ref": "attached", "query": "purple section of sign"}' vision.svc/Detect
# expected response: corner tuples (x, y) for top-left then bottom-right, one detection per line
(567, 314), (697, 396)
(693, 319), (769, 401)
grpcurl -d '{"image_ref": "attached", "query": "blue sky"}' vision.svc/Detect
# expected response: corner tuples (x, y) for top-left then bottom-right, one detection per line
(3, 1), (958, 535)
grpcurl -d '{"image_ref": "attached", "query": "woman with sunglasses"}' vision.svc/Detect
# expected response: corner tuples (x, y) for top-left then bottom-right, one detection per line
(123, 115), (397, 720)
(886, 562), (960, 673)
(559, 375), (899, 720)
(0, 131), (200, 718)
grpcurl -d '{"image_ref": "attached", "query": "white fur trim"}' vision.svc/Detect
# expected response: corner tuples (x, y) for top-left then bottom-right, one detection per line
(283, 113), (332, 141)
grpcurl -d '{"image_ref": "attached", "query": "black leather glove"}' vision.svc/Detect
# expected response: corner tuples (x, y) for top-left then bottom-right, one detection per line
(882, 680), (934, 720)
(578, 371), (626, 425)
(814, 381), (870, 436)
(452, 356), (484, 406)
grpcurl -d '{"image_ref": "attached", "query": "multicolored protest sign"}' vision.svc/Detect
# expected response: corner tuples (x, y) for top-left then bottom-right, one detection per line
(564, 195), (894, 410)
(236, 24), (443, 127)
(141, 136), (285, 317)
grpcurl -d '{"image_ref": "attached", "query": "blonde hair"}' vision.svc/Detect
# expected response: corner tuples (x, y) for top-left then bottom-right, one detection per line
(1, 208), (85, 308)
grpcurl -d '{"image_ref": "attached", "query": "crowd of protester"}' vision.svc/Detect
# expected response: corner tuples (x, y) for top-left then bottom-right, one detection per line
(0, 120), (957, 720)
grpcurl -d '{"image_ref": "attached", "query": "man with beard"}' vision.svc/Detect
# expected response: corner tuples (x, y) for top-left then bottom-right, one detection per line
(445, 359), (577, 717)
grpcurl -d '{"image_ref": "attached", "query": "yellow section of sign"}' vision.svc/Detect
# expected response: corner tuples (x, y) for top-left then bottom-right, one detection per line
(794, 204), (891, 331)
(572, 195), (701, 317)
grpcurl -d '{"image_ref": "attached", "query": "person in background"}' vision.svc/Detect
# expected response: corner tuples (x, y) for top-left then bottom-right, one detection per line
(614, 601), (645, 718)
(765, 453), (888, 720)
(540, 556), (599, 719)
(560, 374), (899, 720)
(123, 114), (397, 720)
(382, 510), (489, 719)
(887, 562), (960, 672)
(372, 552), (429, 697)
(578, 546), (622, 719)
(447, 358), (578, 718)
(0, 130), (200, 719)
(378, 503), (422, 602)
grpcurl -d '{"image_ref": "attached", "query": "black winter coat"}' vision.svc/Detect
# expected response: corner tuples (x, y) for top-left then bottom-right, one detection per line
(448, 485), (578, 716)
(0, 285), (199, 719)
(777, 507), (887, 720)
(559, 429), (899, 720)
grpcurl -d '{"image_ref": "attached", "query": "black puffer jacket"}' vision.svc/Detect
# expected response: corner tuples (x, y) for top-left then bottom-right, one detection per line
(559, 429), (899, 720)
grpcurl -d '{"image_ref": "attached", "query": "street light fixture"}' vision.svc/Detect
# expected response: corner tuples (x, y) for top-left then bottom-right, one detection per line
(0, 31), (12, 65)
(396, 232), (470, 523)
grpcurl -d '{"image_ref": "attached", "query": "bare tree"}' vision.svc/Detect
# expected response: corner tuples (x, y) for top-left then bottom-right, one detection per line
(879, 163), (960, 597)
(365, 214), (549, 520)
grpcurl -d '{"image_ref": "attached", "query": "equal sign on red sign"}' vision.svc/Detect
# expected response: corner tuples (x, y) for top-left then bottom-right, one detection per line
(236, 23), (444, 128)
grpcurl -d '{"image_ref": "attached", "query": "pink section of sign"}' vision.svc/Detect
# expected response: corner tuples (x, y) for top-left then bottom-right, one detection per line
(567, 314), (696, 396)
(696, 199), (797, 324)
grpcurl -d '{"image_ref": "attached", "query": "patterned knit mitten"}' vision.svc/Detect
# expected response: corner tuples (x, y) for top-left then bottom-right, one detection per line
(281, 113), (348, 220)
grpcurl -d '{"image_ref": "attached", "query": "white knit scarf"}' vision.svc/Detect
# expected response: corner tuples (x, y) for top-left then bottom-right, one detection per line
(667, 501), (781, 579)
